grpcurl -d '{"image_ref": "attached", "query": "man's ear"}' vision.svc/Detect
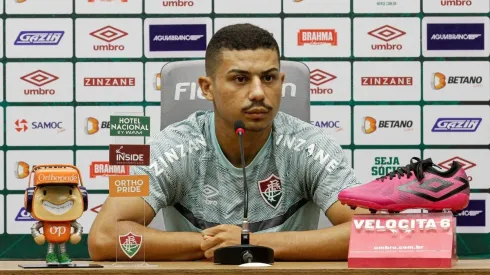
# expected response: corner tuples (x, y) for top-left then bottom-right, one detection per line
(198, 76), (214, 101)
(280, 72), (285, 84)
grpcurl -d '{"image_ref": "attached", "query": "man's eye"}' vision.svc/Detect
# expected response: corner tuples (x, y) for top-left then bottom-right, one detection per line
(263, 75), (275, 82)
(234, 76), (247, 83)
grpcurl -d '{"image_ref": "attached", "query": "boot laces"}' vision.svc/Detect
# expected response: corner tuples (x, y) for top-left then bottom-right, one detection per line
(377, 157), (441, 182)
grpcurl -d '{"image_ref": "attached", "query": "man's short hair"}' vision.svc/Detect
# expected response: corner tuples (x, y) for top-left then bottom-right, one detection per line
(205, 23), (281, 77)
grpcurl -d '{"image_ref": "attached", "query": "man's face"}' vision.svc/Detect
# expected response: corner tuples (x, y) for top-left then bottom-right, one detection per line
(208, 49), (284, 132)
(32, 185), (84, 222)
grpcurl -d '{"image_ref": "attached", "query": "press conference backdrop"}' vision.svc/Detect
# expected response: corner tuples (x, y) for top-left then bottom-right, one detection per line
(0, 0), (489, 260)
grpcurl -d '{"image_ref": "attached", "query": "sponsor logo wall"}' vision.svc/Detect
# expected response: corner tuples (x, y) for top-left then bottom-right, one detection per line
(0, 0), (488, 259)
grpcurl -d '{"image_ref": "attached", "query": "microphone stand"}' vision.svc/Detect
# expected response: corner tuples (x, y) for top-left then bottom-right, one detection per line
(213, 124), (274, 265)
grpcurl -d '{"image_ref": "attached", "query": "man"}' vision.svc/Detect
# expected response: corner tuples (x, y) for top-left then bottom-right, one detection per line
(88, 23), (366, 261)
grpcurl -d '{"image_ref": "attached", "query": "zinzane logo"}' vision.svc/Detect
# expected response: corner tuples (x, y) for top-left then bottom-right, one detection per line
(354, 218), (452, 234)
(174, 83), (297, 100)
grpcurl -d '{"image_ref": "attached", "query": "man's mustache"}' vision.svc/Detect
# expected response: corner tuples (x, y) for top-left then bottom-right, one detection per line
(242, 102), (273, 112)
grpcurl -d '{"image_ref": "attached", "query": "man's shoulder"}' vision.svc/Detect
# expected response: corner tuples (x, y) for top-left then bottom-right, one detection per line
(272, 111), (343, 158)
(150, 110), (212, 145)
(273, 111), (333, 141)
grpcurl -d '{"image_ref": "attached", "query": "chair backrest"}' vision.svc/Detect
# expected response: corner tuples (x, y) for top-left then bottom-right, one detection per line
(159, 60), (310, 130)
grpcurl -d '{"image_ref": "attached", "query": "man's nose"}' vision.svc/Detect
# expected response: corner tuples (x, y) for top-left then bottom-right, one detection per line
(248, 77), (265, 101)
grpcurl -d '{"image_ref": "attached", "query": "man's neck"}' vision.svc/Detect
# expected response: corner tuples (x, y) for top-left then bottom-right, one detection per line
(214, 117), (271, 168)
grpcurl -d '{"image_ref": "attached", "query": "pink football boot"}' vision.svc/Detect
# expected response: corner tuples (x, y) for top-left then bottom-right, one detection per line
(338, 157), (470, 214)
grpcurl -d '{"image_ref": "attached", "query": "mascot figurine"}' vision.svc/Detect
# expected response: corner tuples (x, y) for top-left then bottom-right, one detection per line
(24, 164), (88, 265)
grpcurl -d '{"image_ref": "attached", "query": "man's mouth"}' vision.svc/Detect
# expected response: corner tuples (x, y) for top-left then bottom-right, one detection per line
(245, 108), (269, 114)
(42, 200), (73, 215)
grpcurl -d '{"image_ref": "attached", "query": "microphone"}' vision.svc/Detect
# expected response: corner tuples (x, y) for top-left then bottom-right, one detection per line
(233, 120), (249, 244)
(213, 120), (274, 265)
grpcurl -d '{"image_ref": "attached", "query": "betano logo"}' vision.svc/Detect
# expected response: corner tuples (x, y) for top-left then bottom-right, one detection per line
(85, 117), (110, 135)
(90, 26), (128, 52)
(431, 72), (482, 90)
(368, 25), (406, 51)
(15, 161), (31, 179)
(20, 70), (58, 96)
(153, 73), (161, 91)
(362, 116), (413, 134)
(362, 116), (377, 134)
(298, 29), (337, 46)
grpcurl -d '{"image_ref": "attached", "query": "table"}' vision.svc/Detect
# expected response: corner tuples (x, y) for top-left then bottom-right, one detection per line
(0, 260), (489, 274)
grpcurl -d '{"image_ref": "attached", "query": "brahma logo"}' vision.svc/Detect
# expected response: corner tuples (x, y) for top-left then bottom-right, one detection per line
(20, 70), (58, 96)
(297, 29), (337, 46)
(431, 72), (482, 90)
(438, 156), (476, 181)
(310, 69), (335, 95)
(361, 77), (413, 86)
(89, 161), (129, 178)
(362, 116), (413, 134)
(162, 0), (194, 6)
(14, 31), (64, 46)
(368, 25), (406, 51)
(85, 117), (110, 135)
(90, 26), (128, 52)
(84, 77), (135, 86)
